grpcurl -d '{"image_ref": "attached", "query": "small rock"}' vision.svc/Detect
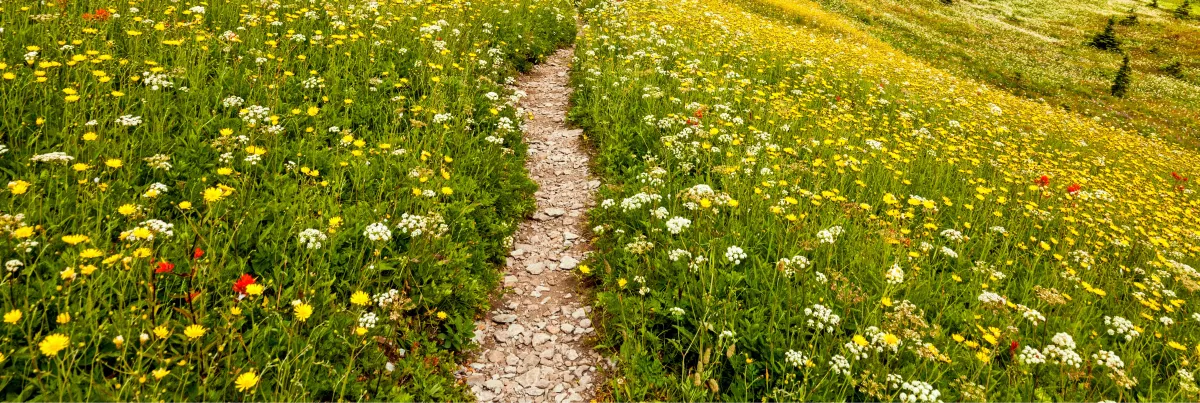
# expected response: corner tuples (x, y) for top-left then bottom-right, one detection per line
(487, 349), (506, 363)
(579, 318), (592, 328)
(571, 308), (586, 319)
(545, 207), (567, 217)
(566, 349), (579, 361)
(561, 323), (575, 333)
(526, 262), (545, 275)
(532, 332), (552, 345)
(493, 314), (518, 323)
(526, 387), (546, 396)
(558, 256), (579, 270)
(485, 379), (504, 391)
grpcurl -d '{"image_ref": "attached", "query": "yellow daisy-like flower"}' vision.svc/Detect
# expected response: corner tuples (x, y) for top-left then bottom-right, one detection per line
(883, 333), (901, 346)
(7, 180), (31, 195)
(3, 309), (21, 324)
(105, 159), (123, 168)
(203, 187), (225, 202)
(235, 370), (259, 392)
(245, 283), (264, 296)
(153, 325), (170, 339)
(118, 204), (139, 216)
(436, 311), (448, 320)
(294, 303), (313, 322)
(178, 201), (193, 210)
(152, 368), (170, 380)
(56, 312), (71, 324)
(61, 235), (89, 245)
(38, 334), (70, 356)
(350, 291), (370, 306)
(12, 226), (34, 239)
(184, 324), (206, 340)
(80, 248), (104, 259)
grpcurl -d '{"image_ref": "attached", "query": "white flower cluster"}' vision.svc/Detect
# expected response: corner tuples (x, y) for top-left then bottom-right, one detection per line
(116, 114), (142, 126)
(776, 255), (810, 278)
(363, 222), (392, 242)
(804, 303), (840, 333)
(1018, 305), (1046, 324)
(358, 312), (378, 328)
(940, 228), (963, 242)
(665, 216), (691, 234)
(668, 249), (691, 262)
(725, 245), (746, 265)
(899, 380), (942, 403)
(142, 182), (169, 198)
(829, 354), (851, 375)
(1093, 350), (1125, 370)
(620, 192), (661, 211)
(977, 291), (1006, 306)
(6, 259), (24, 273)
(396, 212), (448, 238)
(31, 152), (75, 164)
(885, 263), (905, 285)
(1017, 345), (1046, 365)
(297, 228), (327, 250)
(784, 350), (808, 368)
(816, 225), (844, 244)
(374, 289), (401, 307)
(239, 105), (271, 125)
(1044, 333), (1083, 368)
(221, 95), (244, 108)
(1104, 316), (1140, 341)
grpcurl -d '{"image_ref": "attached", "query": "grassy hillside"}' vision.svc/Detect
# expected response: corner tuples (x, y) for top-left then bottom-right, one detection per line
(802, 0), (1200, 148)
(0, 0), (572, 399)
(571, 0), (1200, 400)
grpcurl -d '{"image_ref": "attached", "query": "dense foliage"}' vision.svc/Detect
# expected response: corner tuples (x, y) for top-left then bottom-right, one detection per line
(571, 0), (1200, 401)
(0, 0), (572, 399)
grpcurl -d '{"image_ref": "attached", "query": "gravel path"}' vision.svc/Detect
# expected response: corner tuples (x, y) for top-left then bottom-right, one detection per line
(461, 48), (601, 403)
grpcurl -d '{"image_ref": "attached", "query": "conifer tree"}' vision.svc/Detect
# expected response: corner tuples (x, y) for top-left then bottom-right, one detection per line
(1111, 55), (1132, 98)
(1089, 17), (1121, 51)
(1176, 0), (1191, 18)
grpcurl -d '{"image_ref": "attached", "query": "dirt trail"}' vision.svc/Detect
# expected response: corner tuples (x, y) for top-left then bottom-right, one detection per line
(461, 48), (601, 403)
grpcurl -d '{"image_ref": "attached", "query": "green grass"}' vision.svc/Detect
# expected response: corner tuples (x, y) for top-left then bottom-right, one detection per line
(571, 0), (1200, 400)
(805, 0), (1200, 148)
(0, 0), (573, 399)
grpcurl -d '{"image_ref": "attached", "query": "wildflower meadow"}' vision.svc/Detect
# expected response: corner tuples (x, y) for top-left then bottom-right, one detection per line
(572, 0), (1200, 401)
(5, 0), (1200, 400)
(0, 0), (573, 399)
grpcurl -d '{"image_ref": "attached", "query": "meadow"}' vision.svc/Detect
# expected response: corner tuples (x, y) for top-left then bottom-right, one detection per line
(0, 0), (573, 400)
(800, 0), (1200, 148)
(570, 0), (1200, 401)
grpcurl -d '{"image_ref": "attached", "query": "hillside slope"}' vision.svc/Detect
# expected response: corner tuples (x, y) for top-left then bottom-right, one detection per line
(571, 0), (1200, 400)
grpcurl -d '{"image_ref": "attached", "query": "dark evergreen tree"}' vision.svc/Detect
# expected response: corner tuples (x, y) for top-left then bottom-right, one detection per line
(1089, 17), (1121, 51)
(1150, 0), (1158, 8)
(1176, 0), (1191, 18)
(1112, 55), (1132, 98)
(1162, 60), (1184, 79)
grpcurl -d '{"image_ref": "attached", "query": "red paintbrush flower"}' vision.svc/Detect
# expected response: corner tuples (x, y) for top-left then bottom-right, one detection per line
(1067, 183), (1081, 194)
(154, 261), (175, 274)
(233, 274), (255, 294)
(1035, 175), (1050, 187)
(193, 247), (205, 259)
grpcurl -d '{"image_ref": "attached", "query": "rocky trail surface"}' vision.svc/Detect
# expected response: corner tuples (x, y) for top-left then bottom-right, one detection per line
(460, 48), (602, 403)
